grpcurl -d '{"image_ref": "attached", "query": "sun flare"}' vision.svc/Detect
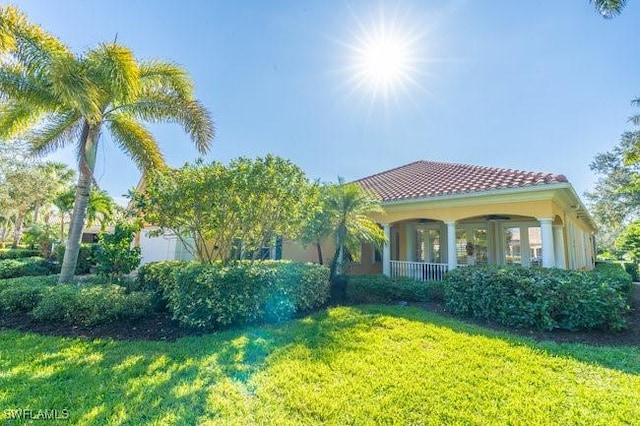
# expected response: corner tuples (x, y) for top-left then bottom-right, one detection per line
(357, 34), (411, 91)
(342, 7), (424, 106)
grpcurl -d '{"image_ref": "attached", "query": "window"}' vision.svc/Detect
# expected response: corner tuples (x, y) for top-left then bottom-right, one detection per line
(230, 237), (282, 261)
(373, 248), (382, 263)
(456, 226), (488, 265)
(504, 227), (521, 265)
(502, 224), (541, 267)
(415, 228), (442, 263)
(528, 227), (542, 267)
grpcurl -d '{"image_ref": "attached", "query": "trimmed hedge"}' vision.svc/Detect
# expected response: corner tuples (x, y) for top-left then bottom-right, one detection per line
(344, 274), (443, 304)
(443, 264), (632, 331)
(0, 275), (156, 326)
(30, 285), (154, 326)
(0, 249), (40, 260)
(137, 260), (330, 329)
(621, 262), (640, 282)
(0, 257), (59, 279)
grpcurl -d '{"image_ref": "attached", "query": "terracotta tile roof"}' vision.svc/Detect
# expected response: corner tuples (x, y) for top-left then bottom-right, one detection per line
(355, 160), (569, 202)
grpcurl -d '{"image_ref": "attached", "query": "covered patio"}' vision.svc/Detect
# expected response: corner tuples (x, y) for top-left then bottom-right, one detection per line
(380, 214), (578, 281)
(353, 160), (597, 281)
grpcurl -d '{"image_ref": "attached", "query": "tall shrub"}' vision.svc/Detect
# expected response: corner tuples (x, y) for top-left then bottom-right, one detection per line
(95, 222), (141, 281)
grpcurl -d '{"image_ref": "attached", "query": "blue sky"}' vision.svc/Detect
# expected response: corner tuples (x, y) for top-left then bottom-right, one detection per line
(13, 0), (640, 205)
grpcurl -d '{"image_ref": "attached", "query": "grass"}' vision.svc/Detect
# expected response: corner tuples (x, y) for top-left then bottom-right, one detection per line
(1, 305), (638, 425)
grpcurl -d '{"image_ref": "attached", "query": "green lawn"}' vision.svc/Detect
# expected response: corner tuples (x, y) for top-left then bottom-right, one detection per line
(1, 306), (638, 425)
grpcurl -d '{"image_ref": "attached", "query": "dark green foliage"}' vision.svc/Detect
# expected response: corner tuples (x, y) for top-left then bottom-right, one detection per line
(0, 257), (59, 279)
(54, 243), (99, 275)
(0, 249), (40, 260)
(344, 274), (444, 304)
(443, 264), (632, 331)
(0, 277), (52, 313)
(137, 260), (330, 329)
(30, 285), (154, 326)
(0, 275), (156, 326)
(621, 262), (640, 282)
(95, 222), (141, 281)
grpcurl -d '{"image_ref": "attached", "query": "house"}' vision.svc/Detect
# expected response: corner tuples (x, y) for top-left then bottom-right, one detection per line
(137, 160), (597, 281)
(343, 160), (596, 280)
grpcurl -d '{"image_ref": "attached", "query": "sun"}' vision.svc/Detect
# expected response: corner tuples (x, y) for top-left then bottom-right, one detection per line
(356, 32), (412, 93)
(342, 6), (424, 106)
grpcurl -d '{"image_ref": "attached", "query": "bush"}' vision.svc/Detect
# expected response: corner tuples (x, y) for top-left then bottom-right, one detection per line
(30, 284), (155, 326)
(0, 276), (57, 313)
(0, 257), (59, 279)
(621, 262), (640, 282)
(137, 260), (330, 329)
(54, 243), (99, 275)
(442, 264), (632, 332)
(344, 275), (443, 304)
(95, 222), (141, 281)
(0, 275), (157, 326)
(0, 249), (40, 260)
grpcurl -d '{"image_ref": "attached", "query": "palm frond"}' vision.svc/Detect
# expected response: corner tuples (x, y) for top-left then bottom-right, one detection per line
(0, 99), (45, 139)
(112, 93), (214, 153)
(86, 43), (140, 104)
(0, 64), (58, 107)
(629, 98), (640, 126)
(49, 54), (102, 122)
(139, 60), (193, 99)
(86, 188), (114, 228)
(0, 6), (71, 72)
(591, 0), (627, 18)
(27, 110), (82, 157)
(107, 112), (165, 172)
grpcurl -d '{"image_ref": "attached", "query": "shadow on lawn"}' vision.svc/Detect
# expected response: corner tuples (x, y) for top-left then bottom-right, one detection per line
(1, 305), (638, 424)
(0, 309), (367, 425)
(363, 304), (640, 376)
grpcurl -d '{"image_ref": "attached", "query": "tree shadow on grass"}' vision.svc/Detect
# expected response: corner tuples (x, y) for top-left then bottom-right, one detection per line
(0, 310), (370, 425)
(362, 304), (640, 376)
(1, 305), (638, 424)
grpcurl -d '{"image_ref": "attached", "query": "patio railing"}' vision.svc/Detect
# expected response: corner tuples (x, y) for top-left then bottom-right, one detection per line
(390, 260), (449, 281)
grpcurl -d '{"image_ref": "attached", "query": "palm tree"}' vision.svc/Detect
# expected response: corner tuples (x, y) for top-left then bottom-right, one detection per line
(591, 0), (628, 18)
(54, 186), (115, 241)
(85, 189), (115, 231)
(325, 178), (387, 280)
(0, 6), (214, 282)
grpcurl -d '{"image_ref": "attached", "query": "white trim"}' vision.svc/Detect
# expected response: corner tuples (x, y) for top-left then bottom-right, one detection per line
(446, 222), (457, 271)
(382, 224), (391, 276)
(553, 224), (566, 269)
(539, 218), (555, 268)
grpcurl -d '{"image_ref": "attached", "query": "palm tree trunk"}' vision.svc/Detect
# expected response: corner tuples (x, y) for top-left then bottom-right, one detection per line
(33, 202), (41, 224)
(59, 124), (99, 283)
(316, 240), (323, 265)
(11, 213), (24, 249)
(59, 212), (65, 242)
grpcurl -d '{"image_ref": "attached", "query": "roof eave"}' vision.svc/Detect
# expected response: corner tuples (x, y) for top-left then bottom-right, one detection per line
(378, 182), (573, 205)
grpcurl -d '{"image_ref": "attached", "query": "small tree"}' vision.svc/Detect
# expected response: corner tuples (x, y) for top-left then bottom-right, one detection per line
(300, 184), (332, 265)
(95, 222), (141, 281)
(615, 221), (640, 262)
(22, 223), (57, 258)
(325, 178), (387, 281)
(134, 155), (314, 264)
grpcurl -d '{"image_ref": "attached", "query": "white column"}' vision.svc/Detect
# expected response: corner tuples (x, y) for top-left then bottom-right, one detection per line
(446, 221), (457, 270)
(539, 218), (555, 268)
(382, 224), (391, 276)
(405, 223), (415, 262)
(553, 225), (566, 269)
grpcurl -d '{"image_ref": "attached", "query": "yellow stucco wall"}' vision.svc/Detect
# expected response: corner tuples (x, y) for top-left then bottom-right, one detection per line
(278, 186), (596, 272)
(281, 239), (335, 264)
